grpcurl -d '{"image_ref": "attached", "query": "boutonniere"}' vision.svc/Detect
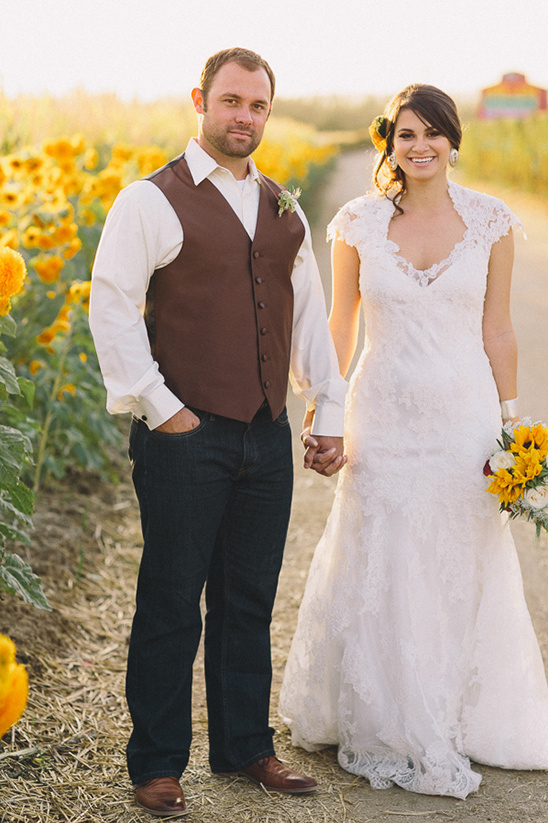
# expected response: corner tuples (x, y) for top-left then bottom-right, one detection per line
(277, 187), (302, 217)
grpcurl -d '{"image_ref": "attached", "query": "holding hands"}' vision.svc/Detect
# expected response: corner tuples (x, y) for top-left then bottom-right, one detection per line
(301, 409), (347, 477)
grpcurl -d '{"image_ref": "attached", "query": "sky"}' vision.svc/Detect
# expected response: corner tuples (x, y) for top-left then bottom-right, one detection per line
(0, 0), (547, 104)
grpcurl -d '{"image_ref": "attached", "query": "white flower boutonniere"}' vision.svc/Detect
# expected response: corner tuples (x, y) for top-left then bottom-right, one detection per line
(277, 187), (302, 217)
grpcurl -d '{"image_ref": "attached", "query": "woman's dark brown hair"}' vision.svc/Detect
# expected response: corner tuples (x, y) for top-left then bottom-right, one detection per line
(373, 84), (462, 212)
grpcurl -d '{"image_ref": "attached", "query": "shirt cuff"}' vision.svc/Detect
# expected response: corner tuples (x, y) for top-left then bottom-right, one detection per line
(132, 384), (185, 430)
(310, 402), (345, 437)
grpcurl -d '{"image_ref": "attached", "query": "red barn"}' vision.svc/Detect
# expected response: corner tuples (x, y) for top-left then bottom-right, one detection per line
(478, 73), (547, 119)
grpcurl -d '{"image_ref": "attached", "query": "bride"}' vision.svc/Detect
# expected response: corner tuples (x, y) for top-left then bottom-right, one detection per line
(279, 84), (548, 799)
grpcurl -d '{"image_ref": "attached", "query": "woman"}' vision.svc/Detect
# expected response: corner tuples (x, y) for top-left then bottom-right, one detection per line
(279, 84), (548, 799)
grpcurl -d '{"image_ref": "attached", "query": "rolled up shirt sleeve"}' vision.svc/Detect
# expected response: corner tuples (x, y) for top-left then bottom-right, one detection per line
(89, 181), (185, 429)
(289, 208), (347, 436)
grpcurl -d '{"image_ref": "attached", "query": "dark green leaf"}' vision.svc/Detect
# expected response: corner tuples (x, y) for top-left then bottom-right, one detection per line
(0, 314), (17, 337)
(0, 551), (51, 610)
(0, 356), (20, 395)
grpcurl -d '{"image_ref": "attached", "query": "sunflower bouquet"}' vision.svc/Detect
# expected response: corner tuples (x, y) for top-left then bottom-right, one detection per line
(484, 419), (548, 537)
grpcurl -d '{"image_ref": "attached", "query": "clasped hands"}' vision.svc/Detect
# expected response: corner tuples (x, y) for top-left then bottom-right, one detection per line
(301, 409), (347, 477)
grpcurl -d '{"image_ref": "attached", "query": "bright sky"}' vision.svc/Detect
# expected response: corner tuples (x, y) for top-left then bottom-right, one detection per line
(1, 0), (547, 103)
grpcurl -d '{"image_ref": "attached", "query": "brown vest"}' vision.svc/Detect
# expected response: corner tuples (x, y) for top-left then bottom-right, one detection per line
(145, 155), (305, 422)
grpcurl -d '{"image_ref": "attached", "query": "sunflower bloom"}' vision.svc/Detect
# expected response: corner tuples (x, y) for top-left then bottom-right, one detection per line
(509, 424), (548, 460)
(63, 237), (82, 260)
(0, 246), (27, 298)
(21, 226), (41, 248)
(34, 255), (64, 284)
(513, 450), (543, 485)
(36, 327), (57, 346)
(84, 149), (99, 170)
(0, 296), (12, 316)
(43, 138), (74, 162)
(36, 234), (57, 251)
(1, 188), (23, 209)
(0, 635), (28, 738)
(486, 469), (522, 506)
(57, 383), (76, 401)
(53, 222), (78, 245)
(0, 230), (19, 250)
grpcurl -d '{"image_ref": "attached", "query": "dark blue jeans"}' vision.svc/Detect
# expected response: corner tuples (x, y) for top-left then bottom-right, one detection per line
(126, 405), (293, 784)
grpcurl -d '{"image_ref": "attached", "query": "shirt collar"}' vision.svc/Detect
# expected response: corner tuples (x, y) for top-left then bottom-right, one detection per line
(185, 137), (261, 187)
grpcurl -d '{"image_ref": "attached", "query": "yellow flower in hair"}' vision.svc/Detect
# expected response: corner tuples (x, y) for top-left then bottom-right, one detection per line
(369, 115), (389, 154)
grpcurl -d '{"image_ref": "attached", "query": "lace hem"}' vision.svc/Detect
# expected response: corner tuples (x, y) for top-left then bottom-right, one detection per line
(338, 745), (482, 800)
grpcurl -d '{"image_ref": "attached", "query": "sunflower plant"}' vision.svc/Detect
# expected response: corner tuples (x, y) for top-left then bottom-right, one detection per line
(0, 248), (49, 610)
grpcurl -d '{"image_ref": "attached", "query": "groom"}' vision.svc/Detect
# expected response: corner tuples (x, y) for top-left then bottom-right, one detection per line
(90, 47), (346, 817)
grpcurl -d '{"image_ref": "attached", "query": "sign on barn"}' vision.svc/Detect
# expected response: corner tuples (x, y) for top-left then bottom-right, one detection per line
(478, 73), (547, 119)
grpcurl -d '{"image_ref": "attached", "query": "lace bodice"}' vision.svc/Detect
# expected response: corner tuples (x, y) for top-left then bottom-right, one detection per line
(327, 180), (522, 285)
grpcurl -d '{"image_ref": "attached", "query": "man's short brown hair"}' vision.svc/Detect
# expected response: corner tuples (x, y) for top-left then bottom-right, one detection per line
(199, 47), (276, 106)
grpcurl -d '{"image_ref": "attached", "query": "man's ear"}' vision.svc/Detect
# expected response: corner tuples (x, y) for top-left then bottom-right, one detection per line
(191, 87), (205, 114)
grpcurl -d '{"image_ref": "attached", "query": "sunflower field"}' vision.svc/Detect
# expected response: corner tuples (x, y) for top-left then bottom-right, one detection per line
(460, 114), (548, 197)
(0, 119), (337, 608)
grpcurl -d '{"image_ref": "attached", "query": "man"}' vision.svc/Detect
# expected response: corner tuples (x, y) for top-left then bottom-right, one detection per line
(90, 47), (347, 818)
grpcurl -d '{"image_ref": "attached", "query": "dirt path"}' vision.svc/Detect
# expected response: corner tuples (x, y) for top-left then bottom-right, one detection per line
(1, 151), (547, 823)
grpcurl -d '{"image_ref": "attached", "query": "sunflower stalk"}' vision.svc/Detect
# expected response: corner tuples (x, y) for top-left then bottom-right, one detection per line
(32, 328), (73, 493)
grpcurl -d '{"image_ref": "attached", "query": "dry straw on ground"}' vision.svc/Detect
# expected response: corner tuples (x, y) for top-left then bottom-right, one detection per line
(2, 464), (547, 823)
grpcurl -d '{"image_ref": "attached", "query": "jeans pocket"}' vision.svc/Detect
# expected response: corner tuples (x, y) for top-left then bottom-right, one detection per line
(274, 407), (289, 427)
(150, 415), (207, 439)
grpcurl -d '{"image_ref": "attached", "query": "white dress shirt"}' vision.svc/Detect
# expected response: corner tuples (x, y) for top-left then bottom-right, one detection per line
(89, 138), (347, 435)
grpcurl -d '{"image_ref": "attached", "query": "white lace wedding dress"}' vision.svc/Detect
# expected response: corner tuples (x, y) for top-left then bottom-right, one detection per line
(279, 181), (548, 799)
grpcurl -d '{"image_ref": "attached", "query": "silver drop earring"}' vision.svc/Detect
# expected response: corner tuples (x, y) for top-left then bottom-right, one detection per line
(388, 152), (398, 171)
(449, 148), (459, 167)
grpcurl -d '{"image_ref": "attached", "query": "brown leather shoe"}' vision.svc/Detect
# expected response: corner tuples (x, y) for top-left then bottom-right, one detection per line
(219, 755), (319, 794)
(134, 776), (188, 817)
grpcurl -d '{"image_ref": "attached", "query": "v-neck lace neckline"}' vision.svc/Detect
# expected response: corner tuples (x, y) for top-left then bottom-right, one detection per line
(385, 182), (470, 287)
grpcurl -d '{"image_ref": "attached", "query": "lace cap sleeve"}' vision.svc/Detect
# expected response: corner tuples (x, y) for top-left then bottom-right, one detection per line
(326, 197), (367, 248)
(450, 183), (525, 246)
(485, 199), (525, 245)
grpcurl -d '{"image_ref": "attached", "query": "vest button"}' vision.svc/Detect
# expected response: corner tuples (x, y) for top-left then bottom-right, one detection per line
(261, 354), (269, 362)
(258, 301), (266, 309)
(260, 327), (268, 335)
(255, 276), (263, 284)
(253, 251), (260, 259)
(264, 380), (271, 389)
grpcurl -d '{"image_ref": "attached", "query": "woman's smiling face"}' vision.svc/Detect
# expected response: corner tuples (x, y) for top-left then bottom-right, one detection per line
(393, 107), (452, 180)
